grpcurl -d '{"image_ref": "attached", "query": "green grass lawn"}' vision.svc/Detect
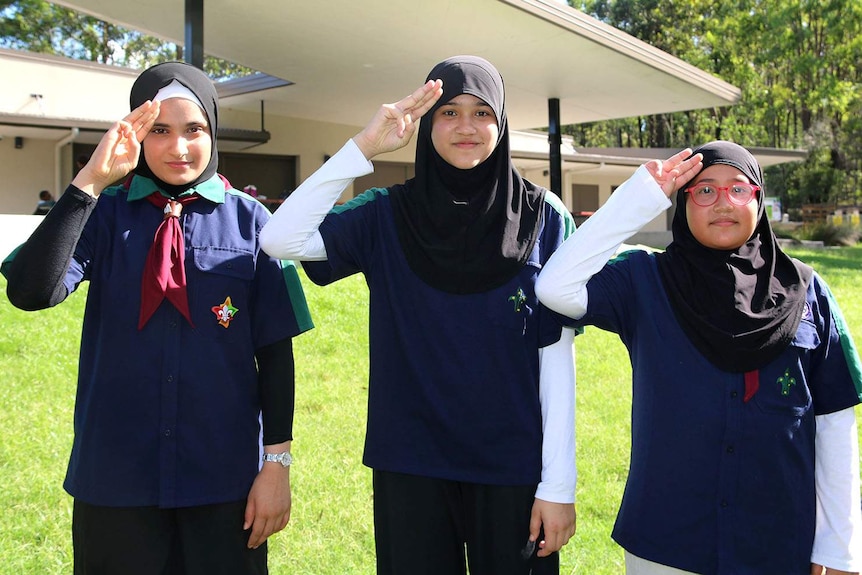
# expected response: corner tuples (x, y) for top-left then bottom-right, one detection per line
(1, 246), (861, 574)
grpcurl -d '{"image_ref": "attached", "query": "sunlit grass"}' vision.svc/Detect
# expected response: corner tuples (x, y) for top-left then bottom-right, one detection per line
(1, 246), (860, 574)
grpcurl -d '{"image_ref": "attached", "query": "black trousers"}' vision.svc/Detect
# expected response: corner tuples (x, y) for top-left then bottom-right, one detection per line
(373, 470), (560, 575)
(72, 499), (267, 575)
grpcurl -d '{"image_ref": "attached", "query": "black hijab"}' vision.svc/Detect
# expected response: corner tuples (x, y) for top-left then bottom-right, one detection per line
(129, 61), (219, 197)
(389, 55), (546, 294)
(655, 141), (813, 373)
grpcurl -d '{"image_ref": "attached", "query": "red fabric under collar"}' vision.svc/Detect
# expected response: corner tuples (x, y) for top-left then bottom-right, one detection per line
(138, 193), (199, 329)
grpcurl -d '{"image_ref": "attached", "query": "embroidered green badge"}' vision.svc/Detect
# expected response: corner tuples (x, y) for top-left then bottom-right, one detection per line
(777, 368), (796, 396)
(508, 288), (527, 312)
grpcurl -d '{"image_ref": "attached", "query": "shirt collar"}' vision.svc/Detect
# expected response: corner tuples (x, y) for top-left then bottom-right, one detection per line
(126, 173), (226, 204)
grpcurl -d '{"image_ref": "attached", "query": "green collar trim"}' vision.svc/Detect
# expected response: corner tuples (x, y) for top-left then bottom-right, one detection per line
(126, 174), (226, 204)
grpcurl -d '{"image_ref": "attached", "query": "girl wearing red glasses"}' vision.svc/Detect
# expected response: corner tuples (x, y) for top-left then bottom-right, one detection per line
(536, 140), (861, 575)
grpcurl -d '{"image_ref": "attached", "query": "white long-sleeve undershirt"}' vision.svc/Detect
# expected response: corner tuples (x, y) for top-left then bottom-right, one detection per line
(812, 407), (861, 571)
(260, 139), (373, 261)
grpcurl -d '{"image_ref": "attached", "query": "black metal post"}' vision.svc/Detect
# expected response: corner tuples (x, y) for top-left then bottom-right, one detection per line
(185, 0), (204, 69)
(547, 98), (562, 195)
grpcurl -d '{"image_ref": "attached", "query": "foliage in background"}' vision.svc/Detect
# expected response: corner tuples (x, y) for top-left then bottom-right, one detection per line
(571, 0), (862, 213)
(0, 0), (253, 79)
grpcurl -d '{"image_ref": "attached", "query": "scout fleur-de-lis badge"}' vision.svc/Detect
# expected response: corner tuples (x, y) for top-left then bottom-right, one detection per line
(777, 368), (796, 396)
(508, 287), (527, 312)
(211, 296), (238, 328)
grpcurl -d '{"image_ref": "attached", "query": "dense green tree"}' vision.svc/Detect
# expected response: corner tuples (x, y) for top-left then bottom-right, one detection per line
(0, 0), (251, 79)
(572, 0), (862, 211)
(0, 0), (121, 61)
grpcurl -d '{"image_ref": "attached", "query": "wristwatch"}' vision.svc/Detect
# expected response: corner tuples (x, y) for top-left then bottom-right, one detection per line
(262, 451), (292, 468)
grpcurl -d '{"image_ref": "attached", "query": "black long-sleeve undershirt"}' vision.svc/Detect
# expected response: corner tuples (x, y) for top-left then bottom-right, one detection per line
(257, 337), (295, 444)
(5, 185), (95, 310)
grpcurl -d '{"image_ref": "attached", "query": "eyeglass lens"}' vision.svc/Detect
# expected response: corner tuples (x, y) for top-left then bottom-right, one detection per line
(688, 184), (757, 206)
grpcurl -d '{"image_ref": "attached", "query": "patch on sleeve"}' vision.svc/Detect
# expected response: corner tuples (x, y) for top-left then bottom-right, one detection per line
(281, 259), (314, 333)
(821, 279), (862, 401)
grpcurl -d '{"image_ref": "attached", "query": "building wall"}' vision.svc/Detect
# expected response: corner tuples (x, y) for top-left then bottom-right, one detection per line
(0, 136), (60, 214)
(0, 52), (135, 122)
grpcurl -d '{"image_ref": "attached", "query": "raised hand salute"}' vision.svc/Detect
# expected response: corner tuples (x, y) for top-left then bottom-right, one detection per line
(352, 79), (443, 160)
(643, 148), (703, 198)
(72, 100), (160, 197)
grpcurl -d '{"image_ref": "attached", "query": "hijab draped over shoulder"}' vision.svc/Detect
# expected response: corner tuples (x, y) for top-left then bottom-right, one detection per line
(655, 140), (813, 373)
(389, 55), (546, 294)
(129, 61), (219, 197)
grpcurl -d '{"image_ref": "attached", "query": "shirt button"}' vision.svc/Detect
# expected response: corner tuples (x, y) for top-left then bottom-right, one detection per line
(726, 445), (734, 454)
(167, 375), (174, 382)
(730, 391), (738, 399)
(720, 500), (729, 508)
(164, 429), (172, 437)
(170, 320), (177, 328)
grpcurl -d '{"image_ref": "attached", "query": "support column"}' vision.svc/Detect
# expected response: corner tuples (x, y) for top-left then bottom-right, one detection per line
(547, 98), (562, 195)
(185, 0), (204, 69)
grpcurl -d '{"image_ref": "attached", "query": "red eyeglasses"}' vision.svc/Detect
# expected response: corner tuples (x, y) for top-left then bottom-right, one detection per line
(685, 183), (760, 207)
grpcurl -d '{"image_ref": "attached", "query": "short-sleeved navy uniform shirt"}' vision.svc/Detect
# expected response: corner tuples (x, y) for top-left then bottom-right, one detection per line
(62, 174), (313, 508)
(578, 249), (862, 575)
(303, 188), (575, 486)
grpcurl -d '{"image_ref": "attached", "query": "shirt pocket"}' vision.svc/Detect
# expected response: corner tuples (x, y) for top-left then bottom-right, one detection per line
(484, 263), (541, 337)
(189, 247), (256, 341)
(753, 320), (818, 417)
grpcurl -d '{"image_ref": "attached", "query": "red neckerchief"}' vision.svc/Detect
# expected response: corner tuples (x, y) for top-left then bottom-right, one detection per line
(138, 192), (200, 329)
(743, 370), (759, 402)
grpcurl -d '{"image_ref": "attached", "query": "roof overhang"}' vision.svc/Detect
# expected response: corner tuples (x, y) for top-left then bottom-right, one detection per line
(509, 131), (807, 178)
(50, 0), (740, 130)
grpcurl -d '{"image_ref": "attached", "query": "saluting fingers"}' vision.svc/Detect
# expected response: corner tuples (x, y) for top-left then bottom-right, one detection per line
(396, 79), (444, 120)
(663, 148), (694, 170)
(110, 121), (138, 158)
(673, 153), (703, 188)
(122, 100), (160, 142)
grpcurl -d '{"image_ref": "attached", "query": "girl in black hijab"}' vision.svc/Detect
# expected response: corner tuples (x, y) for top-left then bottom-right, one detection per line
(536, 142), (861, 574)
(129, 61), (220, 196)
(389, 55), (546, 294)
(656, 141), (813, 378)
(261, 55), (579, 575)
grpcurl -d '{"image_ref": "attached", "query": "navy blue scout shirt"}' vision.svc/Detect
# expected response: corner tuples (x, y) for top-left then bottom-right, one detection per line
(579, 249), (861, 575)
(303, 188), (575, 486)
(62, 174), (312, 508)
